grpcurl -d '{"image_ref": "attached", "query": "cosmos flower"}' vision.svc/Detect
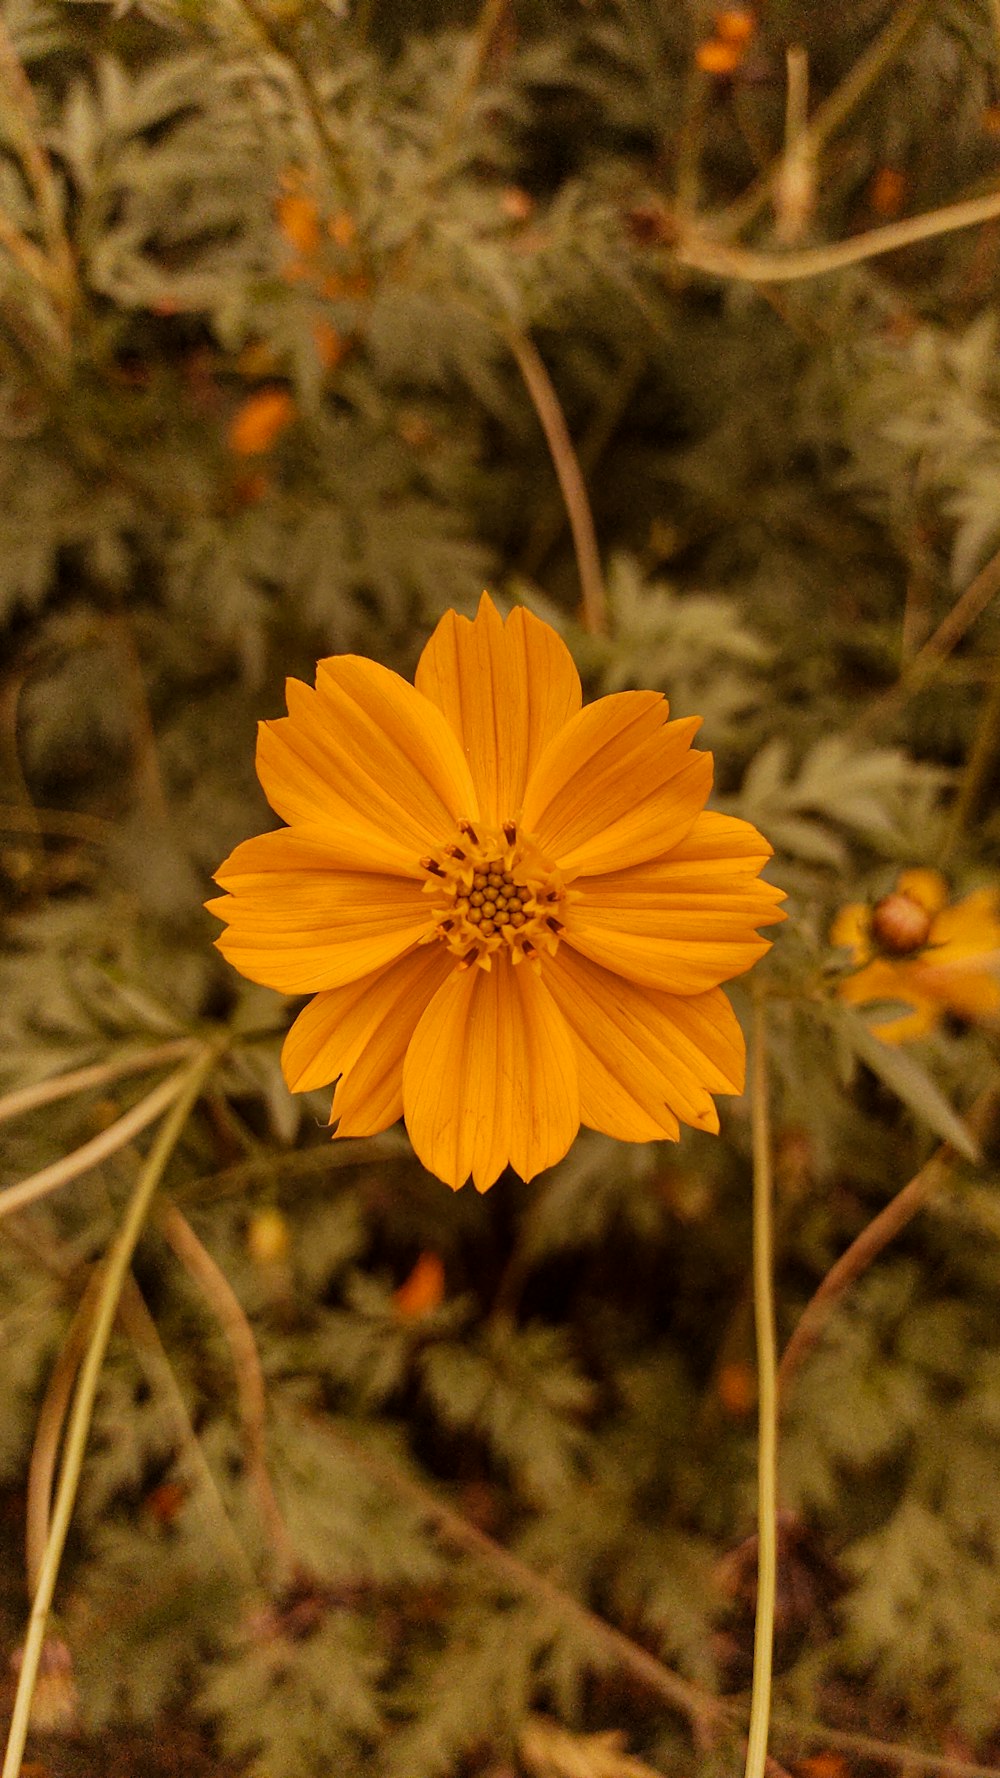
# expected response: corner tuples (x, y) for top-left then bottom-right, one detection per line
(831, 867), (1000, 1043)
(208, 596), (785, 1190)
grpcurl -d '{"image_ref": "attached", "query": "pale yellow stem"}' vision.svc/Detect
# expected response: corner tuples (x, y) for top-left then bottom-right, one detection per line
(0, 1070), (190, 1222)
(0, 1041), (196, 1128)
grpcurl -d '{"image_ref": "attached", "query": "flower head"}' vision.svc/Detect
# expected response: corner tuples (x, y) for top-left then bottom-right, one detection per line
(208, 596), (785, 1190)
(831, 867), (1000, 1043)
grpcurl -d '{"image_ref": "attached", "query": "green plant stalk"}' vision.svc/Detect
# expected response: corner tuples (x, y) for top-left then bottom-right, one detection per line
(1, 1047), (217, 1778)
(744, 998), (778, 1778)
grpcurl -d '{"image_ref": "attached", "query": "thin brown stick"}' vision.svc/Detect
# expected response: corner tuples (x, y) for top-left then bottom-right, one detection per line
(0, 802), (110, 843)
(678, 187), (1000, 285)
(310, 1414), (714, 1731)
(117, 1279), (256, 1584)
(0, 1040), (197, 1128)
(0, 1070), (191, 1221)
(312, 1415), (1000, 1778)
(858, 541), (1000, 731)
(778, 1088), (999, 1404)
(505, 328), (607, 636)
(159, 1203), (297, 1585)
(943, 647), (1000, 853)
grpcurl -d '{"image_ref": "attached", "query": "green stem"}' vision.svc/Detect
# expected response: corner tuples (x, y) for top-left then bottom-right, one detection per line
(744, 998), (778, 1778)
(1, 1047), (217, 1778)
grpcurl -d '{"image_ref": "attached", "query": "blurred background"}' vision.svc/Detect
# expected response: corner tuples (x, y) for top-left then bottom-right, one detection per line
(2, 0), (1000, 1774)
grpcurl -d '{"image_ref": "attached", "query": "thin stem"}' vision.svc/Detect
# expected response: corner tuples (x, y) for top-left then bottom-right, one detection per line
(941, 638), (1000, 856)
(0, 1040), (197, 1127)
(159, 1203), (297, 1586)
(312, 1414), (1000, 1778)
(117, 1279), (256, 1586)
(777, 1087), (997, 1406)
(744, 1000), (778, 1778)
(0, 803), (110, 843)
(855, 541), (1000, 733)
(2, 1047), (216, 1778)
(504, 328), (607, 636)
(679, 186), (1000, 285)
(25, 1276), (103, 1596)
(718, 0), (933, 240)
(0, 1069), (191, 1222)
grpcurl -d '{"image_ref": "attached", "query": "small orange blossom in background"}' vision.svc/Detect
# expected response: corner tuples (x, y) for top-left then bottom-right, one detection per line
(208, 596), (785, 1191)
(832, 867), (1000, 1043)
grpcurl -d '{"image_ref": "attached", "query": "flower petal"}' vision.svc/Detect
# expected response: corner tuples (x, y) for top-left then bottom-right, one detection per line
(830, 901), (870, 959)
(564, 811), (786, 993)
(896, 869), (949, 918)
(207, 827), (432, 992)
(543, 945), (745, 1141)
(520, 691), (712, 876)
(257, 656), (478, 849)
(402, 953), (579, 1191)
(414, 593), (582, 824)
(281, 943), (454, 1096)
(928, 887), (1000, 960)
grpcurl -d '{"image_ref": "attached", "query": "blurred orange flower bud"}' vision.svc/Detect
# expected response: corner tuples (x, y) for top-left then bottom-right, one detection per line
(869, 166), (907, 218)
(327, 210), (357, 248)
(393, 1251), (446, 1318)
(717, 1361), (757, 1417)
(696, 37), (742, 75)
(715, 8), (755, 45)
(871, 890), (931, 956)
(312, 318), (346, 370)
(228, 387), (296, 456)
(247, 1206), (291, 1264)
(277, 191), (322, 257)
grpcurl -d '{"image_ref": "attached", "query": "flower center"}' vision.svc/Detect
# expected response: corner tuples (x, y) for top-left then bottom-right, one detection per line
(419, 819), (568, 970)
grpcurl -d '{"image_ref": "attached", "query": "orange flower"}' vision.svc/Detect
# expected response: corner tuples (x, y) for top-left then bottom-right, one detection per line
(831, 868), (1000, 1042)
(208, 597), (786, 1191)
(228, 387), (296, 456)
(393, 1251), (446, 1317)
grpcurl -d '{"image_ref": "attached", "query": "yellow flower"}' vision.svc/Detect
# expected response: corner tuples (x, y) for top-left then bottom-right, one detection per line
(207, 596), (786, 1191)
(831, 868), (1000, 1043)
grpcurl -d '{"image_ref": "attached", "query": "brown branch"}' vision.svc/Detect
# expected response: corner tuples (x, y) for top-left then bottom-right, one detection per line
(311, 1415), (1000, 1778)
(0, 1040), (197, 1127)
(678, 188), (1000, 285)
(861, 541), (1000, 731)
(159, 1203), (297, 1586)
(505, 328), (607, 636)
(778, 1088), (999, 1405)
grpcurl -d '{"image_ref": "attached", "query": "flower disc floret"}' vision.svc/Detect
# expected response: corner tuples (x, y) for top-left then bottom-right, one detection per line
(420, 820), (569, 968)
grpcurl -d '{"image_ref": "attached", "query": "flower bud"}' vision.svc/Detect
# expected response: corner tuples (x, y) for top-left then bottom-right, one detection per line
(871, 891), (932, 955)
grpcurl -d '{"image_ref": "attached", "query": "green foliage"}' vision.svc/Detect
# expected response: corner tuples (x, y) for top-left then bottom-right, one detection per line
(2, 0), (1000, 1772)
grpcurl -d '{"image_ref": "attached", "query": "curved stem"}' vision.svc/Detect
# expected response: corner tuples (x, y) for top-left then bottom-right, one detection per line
(159, 1203), (297, 1587)
(504, 327), (607, 637)
(0, 1040), (196, 1128)
(2, 1047), (216, 1778)
(778, 1086), (998, 1407)
(0, 1069), (191, 1222)
(744, 999), (778, 1778)
(678, 187), (1000, 285)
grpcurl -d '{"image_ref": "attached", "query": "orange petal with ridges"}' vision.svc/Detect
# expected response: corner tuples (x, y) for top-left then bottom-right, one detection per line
(280, 942), (453, 1094)
(402, 953), (579, 1191)
(256, 656), (478, 849)
(544, 947), (745, 1141)
(521, 691), (712, 876)
(566, 810), (785, 994)
(415, 593), (581, 825)
(207, 841), (431, 993)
